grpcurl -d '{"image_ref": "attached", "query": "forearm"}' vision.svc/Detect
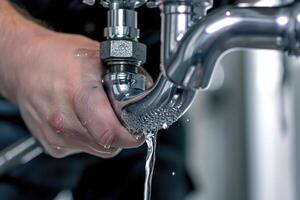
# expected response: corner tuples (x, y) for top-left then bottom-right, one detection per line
(0, 1), (52, 102)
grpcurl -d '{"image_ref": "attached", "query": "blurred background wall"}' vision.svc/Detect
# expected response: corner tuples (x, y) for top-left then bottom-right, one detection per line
(184, 1), (300, 199)
(185, 50), (299, 200)
(185, 51), (248, 200)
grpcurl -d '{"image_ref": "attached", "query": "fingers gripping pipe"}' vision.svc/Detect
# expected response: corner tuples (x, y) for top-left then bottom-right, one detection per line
(3, 0), (300, 174)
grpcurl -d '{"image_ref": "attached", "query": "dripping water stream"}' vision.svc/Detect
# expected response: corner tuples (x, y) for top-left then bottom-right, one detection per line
(143, 131), (157, 200)
(122, 106), (180, 200)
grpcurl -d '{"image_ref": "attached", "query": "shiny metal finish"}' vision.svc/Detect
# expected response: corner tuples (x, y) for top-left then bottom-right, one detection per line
(100, 0), (147, 117)
(100, 0), (146, 67)
(100, 0), (146, 8)
(5, 0), (300, 173)
(104, 69), (197, 135)
(83, 0), (146, 8)
(100, 7), (146, 74)
(157, 0), (213, 17)
(82, 0), (97, 6)
(121, 75), (196, 134)
(164, 2), (300, 89)
(100, 40), (146, 65)
(104, 70), (196, 135)
(106, 0), (207, 134)
(100, 0), (150, 135)
(105, 9), (139, 39)
(161, 4), (193, 65)
(159, 0), (212, 92)
(103, 65), (150, 115)
(194, 0), (213, 16)
(104, 0), (216, 135)
(100, 0), (146, 70)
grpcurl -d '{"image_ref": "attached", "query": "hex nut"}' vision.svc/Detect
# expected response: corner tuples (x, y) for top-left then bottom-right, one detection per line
(100, 40), (146, 64)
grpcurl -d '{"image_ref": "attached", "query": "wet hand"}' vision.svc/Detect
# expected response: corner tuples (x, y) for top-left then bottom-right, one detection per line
(2, 32), (144, 158)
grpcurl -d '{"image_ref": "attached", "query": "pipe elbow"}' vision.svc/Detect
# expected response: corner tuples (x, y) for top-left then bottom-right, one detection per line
(164, 2), (300, 90)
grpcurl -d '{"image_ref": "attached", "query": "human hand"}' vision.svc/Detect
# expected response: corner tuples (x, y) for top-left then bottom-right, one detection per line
(1, 32), (144, 158)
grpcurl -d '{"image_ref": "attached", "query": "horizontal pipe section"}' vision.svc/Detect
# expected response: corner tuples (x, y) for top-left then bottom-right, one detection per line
(165, 2), (300, 89)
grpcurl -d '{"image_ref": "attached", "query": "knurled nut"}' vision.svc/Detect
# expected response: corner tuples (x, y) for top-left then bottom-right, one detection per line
(100, 40), (147, 64)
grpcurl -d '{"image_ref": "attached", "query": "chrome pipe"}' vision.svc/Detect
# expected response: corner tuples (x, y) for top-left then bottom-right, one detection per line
(165, 2), (300, 89)
(107, 1), (212, 134)
(6, 0), (300, 173)
(121, 74), (196, 134)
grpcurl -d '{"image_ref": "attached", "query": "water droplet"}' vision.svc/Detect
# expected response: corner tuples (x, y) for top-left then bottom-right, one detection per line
(130, 79), (137, 86)
(135, 135), (142, 140)
(186, 118), (190, 123)
(122, 105), (182, 135)
(172, 171), (176, 176)
(162, 123), (168, 129)
(55, 146), (61, 150)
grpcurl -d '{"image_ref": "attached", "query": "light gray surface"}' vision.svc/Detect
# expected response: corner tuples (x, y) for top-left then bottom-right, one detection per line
(186, 51), (247, 200)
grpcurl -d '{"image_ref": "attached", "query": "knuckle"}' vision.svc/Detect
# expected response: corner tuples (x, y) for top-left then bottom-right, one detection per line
(94, 128), (115, 146)
(47, 111), (64, 131)
(47, 110), (80, 136)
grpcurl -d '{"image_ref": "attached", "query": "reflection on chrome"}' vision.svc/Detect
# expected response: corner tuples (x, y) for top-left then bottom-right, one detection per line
(205, 17), (240, 34)
(164, 2), (300, 89)
(3, 0), (300, 174)
(106, 1), (300, 135)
